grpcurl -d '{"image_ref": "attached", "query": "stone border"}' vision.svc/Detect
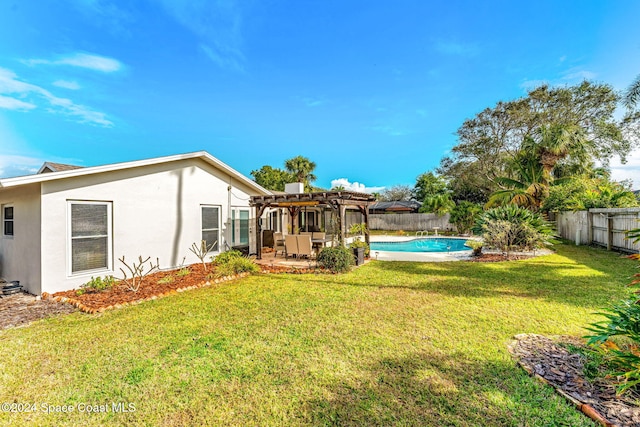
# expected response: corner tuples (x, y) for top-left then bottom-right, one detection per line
(42, 272), (250, 314)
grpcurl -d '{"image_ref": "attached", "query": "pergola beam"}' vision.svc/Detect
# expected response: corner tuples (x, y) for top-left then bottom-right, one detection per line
(250, 191), (376, 259)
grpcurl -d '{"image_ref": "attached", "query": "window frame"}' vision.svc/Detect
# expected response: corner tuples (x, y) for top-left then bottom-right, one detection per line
(201, 205), (221, 253)
(2, 204), (14, 238)
(67, 200), (113, 276)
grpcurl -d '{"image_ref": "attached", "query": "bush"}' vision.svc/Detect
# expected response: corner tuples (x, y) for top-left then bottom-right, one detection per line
(349, 239), (370, 257)
(213, 250), (259, 276)
(76, 275), (116, 295)
(317, 246), (354, 273)
(473, 205), (552, 256)
(465, 240), (483, 256)
(586, 297), (640, 394)
(449, 201), (482, 234)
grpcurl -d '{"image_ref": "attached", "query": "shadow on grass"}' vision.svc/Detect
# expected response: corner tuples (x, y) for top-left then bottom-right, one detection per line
(303, 350), (592, 427)
(295, 244), (635, 310)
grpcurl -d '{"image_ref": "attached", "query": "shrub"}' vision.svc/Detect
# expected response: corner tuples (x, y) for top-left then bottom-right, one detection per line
(76, 275), (116, 295)
(349, 239), (370, 257)
(213, 250), (259, 276)
(465, 240), (483, 256)
(586, 297), (640, 394)
(473, 205), (552, 256)
(449, 201), (482, 234)
(317, 246), (354, 273)
(212, 250), (243, 265)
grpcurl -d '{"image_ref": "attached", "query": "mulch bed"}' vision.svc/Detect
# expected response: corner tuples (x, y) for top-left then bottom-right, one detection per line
(0, 293), (77, 330)
(468, 253), (533, 262)
(509, 334), (640, 427)
(46, 262), (336, 314)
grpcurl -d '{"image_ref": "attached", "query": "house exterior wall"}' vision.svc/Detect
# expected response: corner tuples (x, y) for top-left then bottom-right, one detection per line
(39, 158), (257, 294)
(0, 184), (42, 294)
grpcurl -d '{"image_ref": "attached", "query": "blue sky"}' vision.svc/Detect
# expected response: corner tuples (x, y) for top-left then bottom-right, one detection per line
(1, 1), (640, 190)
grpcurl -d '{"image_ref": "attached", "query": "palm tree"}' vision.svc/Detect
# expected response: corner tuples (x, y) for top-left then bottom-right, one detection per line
(624, 74), (640, 109)
(284, 156), (317, 191)
(487, 153), (548, 210)
(523, 124), (588, 181)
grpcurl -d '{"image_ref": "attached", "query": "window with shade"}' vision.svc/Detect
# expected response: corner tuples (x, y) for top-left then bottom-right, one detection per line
(3, 205), (13, 237)
(201, 206), (220, 252)
(69, 201), (112, 274)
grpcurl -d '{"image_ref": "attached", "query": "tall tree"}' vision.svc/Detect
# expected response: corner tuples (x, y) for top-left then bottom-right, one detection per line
(284, 156), (317, 191)
(250, 166), (293, 191)
(378, 185), (414, 201)
(440, 81), (638, 203)
(413, 172), (449, 202)
(625, 74), (640, 109)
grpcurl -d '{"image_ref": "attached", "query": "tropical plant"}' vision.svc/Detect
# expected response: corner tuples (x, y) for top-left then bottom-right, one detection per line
(284, 156), (317, 191)
(449, 201), (482, 234)
(474, 205), (552, 257)
(413, 172), (449, 203)
(624, 74), (640, 109)
(349, 223), (367, 236)
(317, 246), (354, 273)
(421, 193), (455, 215)
(543, 178), (638, 212)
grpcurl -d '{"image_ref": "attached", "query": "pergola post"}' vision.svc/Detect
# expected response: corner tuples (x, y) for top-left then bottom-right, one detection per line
(255, 205), (267, 259)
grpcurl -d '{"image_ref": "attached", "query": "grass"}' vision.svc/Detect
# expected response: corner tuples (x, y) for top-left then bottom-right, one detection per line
(0, 243), (636, 426)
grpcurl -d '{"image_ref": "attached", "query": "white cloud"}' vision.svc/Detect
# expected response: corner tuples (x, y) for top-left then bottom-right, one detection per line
(25, 53), (123, 73)
(0, 154), (43, 178)
(610, 149), (640, 190)
(0, 95), (36, 111)
(562, 69), (597, 82)
(0, 67), (113, 126)
(330, 178), (385, 194)
(53, 80), (81, 90)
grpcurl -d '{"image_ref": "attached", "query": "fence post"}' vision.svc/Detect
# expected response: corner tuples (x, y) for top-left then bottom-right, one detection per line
(587, 210), (593, 246)
(607, 216), (613, 251)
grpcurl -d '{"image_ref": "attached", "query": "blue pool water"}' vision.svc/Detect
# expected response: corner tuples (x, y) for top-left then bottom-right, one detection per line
(370, 238), (471, 253)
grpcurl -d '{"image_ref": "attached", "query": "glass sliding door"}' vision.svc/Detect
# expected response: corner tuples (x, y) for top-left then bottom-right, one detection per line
(232, 208), (250, 246)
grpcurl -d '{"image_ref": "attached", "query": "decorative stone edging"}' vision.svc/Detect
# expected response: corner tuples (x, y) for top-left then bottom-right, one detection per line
(508, 334), (620, 427)
(42, 272), (250, 314)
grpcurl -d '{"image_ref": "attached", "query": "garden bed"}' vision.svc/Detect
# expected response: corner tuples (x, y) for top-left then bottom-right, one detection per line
(46, 263), (251, 314)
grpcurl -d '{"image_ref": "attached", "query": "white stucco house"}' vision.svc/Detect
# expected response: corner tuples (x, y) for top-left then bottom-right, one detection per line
(0, 151), (272, 296)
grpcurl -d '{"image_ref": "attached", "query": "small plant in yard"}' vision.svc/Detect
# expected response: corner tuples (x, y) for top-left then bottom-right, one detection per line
(349, 223), (368, 236)
(317, 246), (354, 273)
(465, 240), (483, 256)
(213, 250), (260, 276)
(157, 275), (175, 285)
(118, 255), (160, 293)
(585, 225), (640, 394)
(349, 239), (370, 257)
(76, 275), (116, 295)
(189, 240), (216, 271)
(450, 201), (482, 235)
(177, 267), (191, 277)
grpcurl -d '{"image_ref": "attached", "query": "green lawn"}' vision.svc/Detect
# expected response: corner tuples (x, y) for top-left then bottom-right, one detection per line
(0, 243), (635, 426)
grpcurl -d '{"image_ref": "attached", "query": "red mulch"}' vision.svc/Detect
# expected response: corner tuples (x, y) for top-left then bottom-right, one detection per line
(48, 262), (334, 313)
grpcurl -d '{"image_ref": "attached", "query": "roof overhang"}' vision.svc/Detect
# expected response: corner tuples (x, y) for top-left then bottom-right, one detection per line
(0, 151), (271, 196)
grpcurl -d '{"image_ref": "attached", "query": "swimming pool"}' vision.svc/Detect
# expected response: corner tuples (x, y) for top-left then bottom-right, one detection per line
(370, 238), (471, 253)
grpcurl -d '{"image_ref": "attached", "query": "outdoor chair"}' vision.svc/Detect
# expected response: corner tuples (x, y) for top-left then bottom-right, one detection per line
(297, 235), (315, 259)
(274, 232), (285, 257)
(285, 235), (299, 259)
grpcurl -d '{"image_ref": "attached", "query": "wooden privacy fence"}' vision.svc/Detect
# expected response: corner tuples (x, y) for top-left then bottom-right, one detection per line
(556, 208), (640, 253)
(368, 213), (454, 232)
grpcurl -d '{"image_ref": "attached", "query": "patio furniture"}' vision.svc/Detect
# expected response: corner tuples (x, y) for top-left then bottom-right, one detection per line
(285, 235), (299, 259)
(274, 232), (285, 256)
(297, 234), (315, 259)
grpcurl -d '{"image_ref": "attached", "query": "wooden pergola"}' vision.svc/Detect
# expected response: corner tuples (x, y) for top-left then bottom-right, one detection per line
(250, 191), (377, 259)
